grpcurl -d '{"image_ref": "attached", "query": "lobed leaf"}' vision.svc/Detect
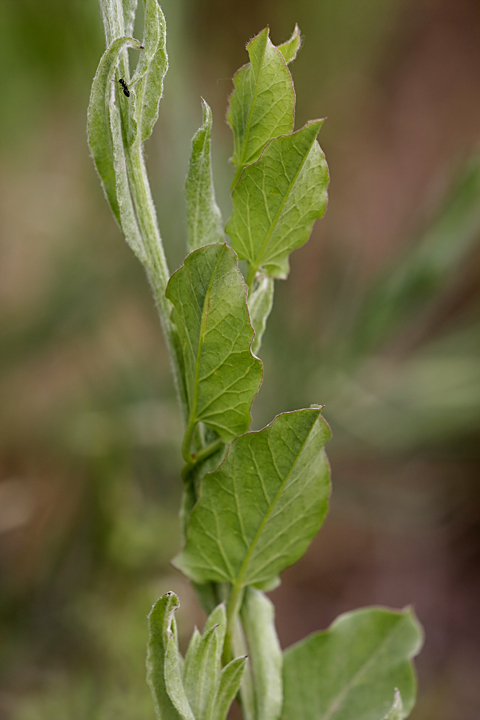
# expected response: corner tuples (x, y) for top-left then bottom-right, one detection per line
(281, 607), (423, 720)
(186, 100), (225, 253)
(226, 120), (329, 283)
(166, 244), (263, 446)
(248, 273), (274, 356)
(228, 27), (295, 172)
(174, 408), (331, 588)
(87, 35), (143, 223)
(241, 588), (283, 720)
(277, 25), (301, 64)
(147, 592), (191, 720)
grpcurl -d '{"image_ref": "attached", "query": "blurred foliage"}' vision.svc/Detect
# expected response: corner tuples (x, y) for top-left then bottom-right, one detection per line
(1, 0), (480, 719)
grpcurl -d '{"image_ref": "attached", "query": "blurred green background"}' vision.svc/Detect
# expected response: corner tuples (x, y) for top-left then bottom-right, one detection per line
(1, 0), (480, 718)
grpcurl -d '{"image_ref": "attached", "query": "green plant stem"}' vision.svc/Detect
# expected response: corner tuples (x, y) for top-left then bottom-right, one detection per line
(122, 130), (189, 425)
(181, 438), (224, 483)
(223, 583), (245, 665)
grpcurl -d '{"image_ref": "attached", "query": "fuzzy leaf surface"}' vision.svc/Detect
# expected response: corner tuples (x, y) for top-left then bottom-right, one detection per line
(213, 657), (248, 720)
(87, 35), (142, 223)
(174, 408), (331, 587)
(277, 25), (301, 64)
(109, 103), (147, 262)
(226, 121), (329, 281)
(183, 604), (226, 720)
(186, 100), (224, 252)
(282, 607), (423, 720)
(147, 592), (189, 720)
(241, 588), (282, 720)
(131, 0), (168, 142)
(166, 244), (262, 445)
(228, 27), (295, 171)
(122, 0), (138, 36)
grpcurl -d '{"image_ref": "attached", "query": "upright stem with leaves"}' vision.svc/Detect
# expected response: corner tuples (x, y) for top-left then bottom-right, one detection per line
(88, 2), (424, 719)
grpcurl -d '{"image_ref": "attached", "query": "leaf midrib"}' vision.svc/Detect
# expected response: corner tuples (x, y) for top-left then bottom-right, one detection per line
(230, 413), (318, 591)
(248, 127), (318, 281)
(321, 617), (408, 720)
(237, 33), (269, 171)
(188, 246), (227, 431)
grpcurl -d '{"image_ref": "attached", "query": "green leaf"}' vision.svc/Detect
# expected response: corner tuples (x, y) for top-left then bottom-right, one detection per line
(87, 35), (143, 223)
(147, 592), (191, 720)
(174, 407), (331, 588)
(131, 0), (168, 142)
(109, 103), (148, 263)
(241, 588), (282, 720)
(226, 121), (329, 284)
(186, 100), (225, 253)
(166, 244), (263, 448)
(277, 25), (301, 64)
(227, 27), (295, 173)
(99, 0), (126, 45)
(212, 656), (248, 720)
(183, 625), (221, 720)
(248, 273), (274, 356)
(282, 607), (423, 720)
(382, 690), (405, 720)
(122, 0), (138, 36)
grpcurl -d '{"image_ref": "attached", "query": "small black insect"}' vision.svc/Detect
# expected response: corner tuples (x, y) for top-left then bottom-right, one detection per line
(118, 78), (130, 98)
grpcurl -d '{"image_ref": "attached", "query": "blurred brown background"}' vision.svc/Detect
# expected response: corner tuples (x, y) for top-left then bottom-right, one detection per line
(1, 0), (480, 718)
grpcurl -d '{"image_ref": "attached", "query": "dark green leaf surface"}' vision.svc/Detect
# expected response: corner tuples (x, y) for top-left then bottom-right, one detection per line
(241, 588), (283, 720)
(227, 27), (295, 172)
(277, 25), (301, 64)
(186, 100), (225, 252)
(174, 408), (331, 587)
(282, 607), (423, 720)
(147, 592), (188, 720)
(87, 35), (142, 223)
(166, 244), (263, 445)
(226, 121), (329, 283)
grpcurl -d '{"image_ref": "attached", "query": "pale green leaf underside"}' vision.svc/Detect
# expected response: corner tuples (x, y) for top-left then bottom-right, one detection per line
(147, 592), (186, 720)
(228, 27), (295, 170)
(186, 100), (225, 253)
(87, 35), (142, 223)
(166, 244), (263, 444)
(174, 408), (331, 587)
(213, 657), (248, 720)
(241, 588), (282, 720)
(226, 120), (329, 281)
(131, 0), (168, 142)
(248, 273), (274, 355)
(282, 607), (423, 720)
(122, 0), (138, 37)
(109, 103), (147, 263)
(277, 25), (301, 64)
